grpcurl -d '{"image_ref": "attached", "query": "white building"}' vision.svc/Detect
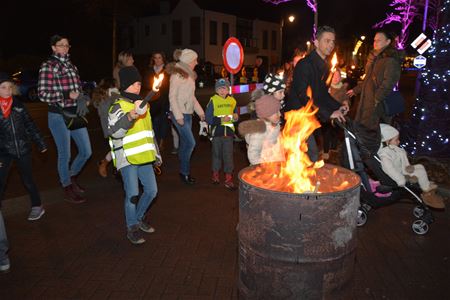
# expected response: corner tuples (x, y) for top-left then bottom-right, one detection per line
(126, 0), (282, 71)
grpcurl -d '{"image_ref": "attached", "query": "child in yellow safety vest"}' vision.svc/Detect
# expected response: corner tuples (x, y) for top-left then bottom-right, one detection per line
(107, 66), (160, 245)
(205, 78), (239, 190)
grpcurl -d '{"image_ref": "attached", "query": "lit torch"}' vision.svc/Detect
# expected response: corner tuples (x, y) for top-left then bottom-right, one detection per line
(326, 53), (338, 86)
(139, 73), (165, 109)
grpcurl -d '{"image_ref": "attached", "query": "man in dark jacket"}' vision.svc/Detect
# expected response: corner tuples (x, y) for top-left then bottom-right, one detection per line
(285, 26), (346, 162)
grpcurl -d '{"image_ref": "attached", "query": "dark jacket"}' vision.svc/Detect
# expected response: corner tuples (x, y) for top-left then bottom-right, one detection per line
(285, 50), (341, 122)
(0, 97), (47, 157)
(353, 46), (404, 129)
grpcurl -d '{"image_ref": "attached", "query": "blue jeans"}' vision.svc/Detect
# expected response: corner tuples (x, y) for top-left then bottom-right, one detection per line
(48, 112), (92, 187)
(120, 164), (157, 229)
(170, 113), (196, 175)
(0, 210), (9, 267)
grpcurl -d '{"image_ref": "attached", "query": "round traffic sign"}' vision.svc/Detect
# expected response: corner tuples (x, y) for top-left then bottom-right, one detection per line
(223, 37), (244, 74)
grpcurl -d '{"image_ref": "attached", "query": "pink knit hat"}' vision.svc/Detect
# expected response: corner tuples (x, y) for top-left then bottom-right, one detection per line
(255, 95), (281, 118)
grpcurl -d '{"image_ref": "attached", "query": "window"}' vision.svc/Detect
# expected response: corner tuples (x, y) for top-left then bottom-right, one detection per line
(210, 20), (217, 45)
(262, 30), (268, 50)
(172, 20), (182, 45)
(190, 17), (201, 45)
(222, 22), (229, 45)
(271, 30), (277, 50)
(145, 25), (150, 37)
(161, 23), (167, 35)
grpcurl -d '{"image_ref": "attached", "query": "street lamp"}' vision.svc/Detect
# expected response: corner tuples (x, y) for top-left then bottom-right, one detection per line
(306, 41), (311, 52)
(280, 15), (295, 62)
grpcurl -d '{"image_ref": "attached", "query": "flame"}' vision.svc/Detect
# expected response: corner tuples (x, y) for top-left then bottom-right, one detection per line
(241, 86), (354, 194)
(331, 53), (338, 72)
(152, 73), (165, 92)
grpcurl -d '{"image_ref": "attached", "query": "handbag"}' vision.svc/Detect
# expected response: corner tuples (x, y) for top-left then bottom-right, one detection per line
(60, 107), (88, 130)
(383, 90), (405, 117)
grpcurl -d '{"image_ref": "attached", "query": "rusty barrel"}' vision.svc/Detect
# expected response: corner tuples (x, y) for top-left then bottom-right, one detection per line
(238, 164), (360, 299)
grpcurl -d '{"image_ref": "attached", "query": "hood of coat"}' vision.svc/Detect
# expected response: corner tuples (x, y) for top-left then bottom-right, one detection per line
(375, 46), (405, 63)
(166, 61), (197, 80)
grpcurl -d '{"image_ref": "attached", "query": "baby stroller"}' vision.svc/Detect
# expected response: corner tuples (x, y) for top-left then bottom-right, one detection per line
(334, 119), (434, 235)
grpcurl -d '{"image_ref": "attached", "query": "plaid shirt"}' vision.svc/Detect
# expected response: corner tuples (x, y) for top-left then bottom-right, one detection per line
(38, 54), (81, 107)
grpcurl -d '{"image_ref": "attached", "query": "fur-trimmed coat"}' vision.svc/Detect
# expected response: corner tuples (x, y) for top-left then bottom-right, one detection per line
(166, 62), (204, 121)
(239, 119), (284, 165)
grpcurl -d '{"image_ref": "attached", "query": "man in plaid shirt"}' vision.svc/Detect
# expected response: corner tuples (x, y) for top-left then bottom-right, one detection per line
(38, 34), (91, 204)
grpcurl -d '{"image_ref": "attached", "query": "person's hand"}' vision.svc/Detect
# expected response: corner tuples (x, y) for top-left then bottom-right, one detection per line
(222, 115), (232, 122)
(134, 100), (146, 115)
(76, 93), (90, 116)
(330, 109), (346, 123)
(346, 89), (355, 97)
(199, 114), (205, 121)
(233, 113), (239, 121)
(342, 100), (350, 111)
(128, 110), (139, 121)
(70, 91), (80, 100)
(176, 118), (184, 126)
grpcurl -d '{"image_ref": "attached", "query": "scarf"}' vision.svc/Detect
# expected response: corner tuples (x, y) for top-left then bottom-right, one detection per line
(0, 96), (12, 118)
(153, 64), (163, 74)
(121, 91), (142, 102)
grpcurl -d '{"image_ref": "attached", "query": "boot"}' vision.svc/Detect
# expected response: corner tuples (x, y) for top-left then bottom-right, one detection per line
(98, 159), (109, 178)
(421, 190), (445, 209)
(212, 171), (220, 184)
(71, 176), (85, 193)
(224, 173), (236, 190)
(63, 185), (86, 204)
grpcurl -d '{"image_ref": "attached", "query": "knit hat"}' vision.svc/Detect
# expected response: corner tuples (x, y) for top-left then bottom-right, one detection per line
(263, 73), (286, 94)
(215, 78), (230, 91)
(179, 49), (198, 64)
(119, 66), (142, 91)
(255, 95), (281, 118)
(380, 123), (399, 142)
(0, 72), (12, 85)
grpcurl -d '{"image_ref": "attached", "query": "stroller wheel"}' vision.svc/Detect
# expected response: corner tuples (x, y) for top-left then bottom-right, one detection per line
(413, 206), (425, 219)
(412, 220), (429, 235)
(356, 207), (368, 227)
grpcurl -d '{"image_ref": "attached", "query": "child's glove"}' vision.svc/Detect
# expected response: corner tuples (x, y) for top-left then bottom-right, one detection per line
(199, 121), (209, 137)
(134, 100), (147, 115)
(405, 165), (415, 174)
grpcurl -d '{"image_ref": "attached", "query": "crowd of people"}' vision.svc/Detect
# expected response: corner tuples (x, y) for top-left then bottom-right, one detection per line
(1, 25), (446, 273)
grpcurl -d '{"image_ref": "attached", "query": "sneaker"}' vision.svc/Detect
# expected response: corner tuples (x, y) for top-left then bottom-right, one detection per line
(70, 176), (85, 193)
(224, 173), (237, 190)
(139, 220), (156, 233)
(28, 206), (45, 221)
(211, 171), (220, 184)
(63, 185), (86, 204)
(179, 173), (196, 185)
(127, 227), (146, 244)
(0, 258), (10, 273)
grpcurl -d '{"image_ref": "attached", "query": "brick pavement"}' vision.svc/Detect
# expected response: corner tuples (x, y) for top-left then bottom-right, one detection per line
(1, 101), (450, 299)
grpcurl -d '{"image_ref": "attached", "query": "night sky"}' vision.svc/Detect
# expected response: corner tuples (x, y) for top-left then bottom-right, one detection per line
(1, 0), (399, 80)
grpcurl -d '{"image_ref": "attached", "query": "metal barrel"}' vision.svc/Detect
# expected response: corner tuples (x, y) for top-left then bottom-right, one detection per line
(238, 164), (360, 299)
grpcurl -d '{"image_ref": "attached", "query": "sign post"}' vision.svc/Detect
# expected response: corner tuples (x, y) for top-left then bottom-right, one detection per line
(223, 37), (244, 95)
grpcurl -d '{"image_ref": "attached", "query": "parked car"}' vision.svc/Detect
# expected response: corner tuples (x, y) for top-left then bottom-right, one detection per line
(12, 70), (96, 101)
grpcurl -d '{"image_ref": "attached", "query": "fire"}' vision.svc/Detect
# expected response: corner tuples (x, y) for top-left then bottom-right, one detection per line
(152, 73), (164, 92)
(331, 53), (338, 72)
(241, 87), (353, 194)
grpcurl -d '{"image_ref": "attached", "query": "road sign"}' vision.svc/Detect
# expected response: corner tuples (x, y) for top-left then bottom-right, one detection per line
(411, 33), (432, 54)
(222, 37), (244, 75)
(413, 55), (427, 68)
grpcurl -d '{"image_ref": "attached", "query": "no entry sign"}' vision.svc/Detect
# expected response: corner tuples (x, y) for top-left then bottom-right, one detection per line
(222, 37), (244, 74)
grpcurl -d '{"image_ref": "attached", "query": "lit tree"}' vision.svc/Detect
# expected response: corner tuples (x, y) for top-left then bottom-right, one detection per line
(373, 0), (418, 49)
(416, 0), (442, 33)
(401, 0), (450, 157)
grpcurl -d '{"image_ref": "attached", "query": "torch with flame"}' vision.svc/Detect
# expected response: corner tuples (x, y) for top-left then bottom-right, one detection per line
(326, 53), (338, 86)
(139, 73), (165, 109)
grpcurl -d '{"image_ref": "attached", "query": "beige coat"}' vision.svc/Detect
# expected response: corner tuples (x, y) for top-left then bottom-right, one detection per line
(167, 62), (204, 121)
(245, 121), (284, 165)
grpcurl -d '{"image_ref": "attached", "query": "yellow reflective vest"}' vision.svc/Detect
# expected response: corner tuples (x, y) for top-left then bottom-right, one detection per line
(109, 99), (156, 166)
(210, 94), (236, 136)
